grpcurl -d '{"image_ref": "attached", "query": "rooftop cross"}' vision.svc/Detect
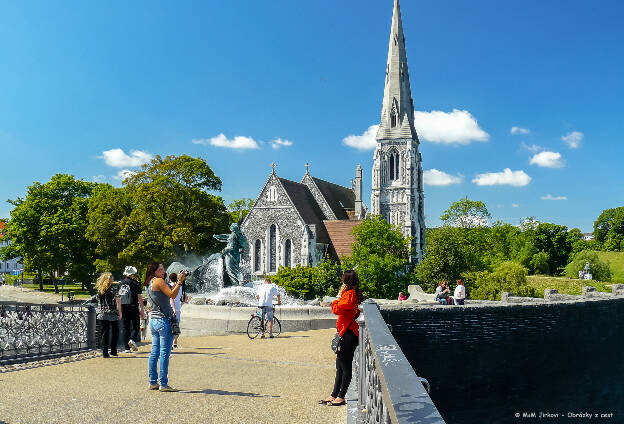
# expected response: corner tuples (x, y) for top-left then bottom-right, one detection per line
(305, 162), (310, 174)
(271, 162), (276, 173)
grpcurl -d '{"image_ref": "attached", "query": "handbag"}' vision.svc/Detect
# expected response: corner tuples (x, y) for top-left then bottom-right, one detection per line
(331, 315), (358, 354)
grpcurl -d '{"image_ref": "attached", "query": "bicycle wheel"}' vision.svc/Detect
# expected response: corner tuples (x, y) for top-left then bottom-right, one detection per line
(247, 316), (263, 339)
(266, 316), (281, 337)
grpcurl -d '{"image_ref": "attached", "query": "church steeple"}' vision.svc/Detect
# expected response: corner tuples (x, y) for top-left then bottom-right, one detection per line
(376, 0), (418, 141)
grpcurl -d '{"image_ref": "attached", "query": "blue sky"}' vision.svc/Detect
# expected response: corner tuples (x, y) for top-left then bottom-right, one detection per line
(1, 0), (622, 232)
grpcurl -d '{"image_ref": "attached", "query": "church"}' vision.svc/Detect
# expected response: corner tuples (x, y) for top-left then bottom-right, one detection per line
(240, 0), (426, 275)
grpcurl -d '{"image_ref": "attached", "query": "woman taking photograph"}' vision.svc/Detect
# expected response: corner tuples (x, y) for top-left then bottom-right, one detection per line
(95, 272), (122, 358)
(145, 262), (184, 392)
(321, 270), (363, 406)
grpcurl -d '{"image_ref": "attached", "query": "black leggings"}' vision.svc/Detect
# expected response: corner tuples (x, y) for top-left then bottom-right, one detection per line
(331, 329), (358, 399)
(99, 319), (119, 356)
(121, 305), (141, 348)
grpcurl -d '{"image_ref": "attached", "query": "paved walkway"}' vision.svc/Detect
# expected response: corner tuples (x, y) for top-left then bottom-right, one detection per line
(0, 329), (345, 424)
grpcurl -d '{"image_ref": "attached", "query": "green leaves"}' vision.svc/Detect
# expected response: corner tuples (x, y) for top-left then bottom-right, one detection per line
(341, 215), (411, 299)
(86, 155), (230, 275)
(594, 207), (624, 251)
(440, 197), (491, 228)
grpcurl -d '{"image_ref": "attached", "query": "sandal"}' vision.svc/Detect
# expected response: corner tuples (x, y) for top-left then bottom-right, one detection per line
(318, 398), (335, 404)
(328, 400), (346, 406)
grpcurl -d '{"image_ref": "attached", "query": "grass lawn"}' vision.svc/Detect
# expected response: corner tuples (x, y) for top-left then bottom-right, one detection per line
(20, 282), (93, 300)
(526, 275), (612, 297)
(594, 251), (624, 283)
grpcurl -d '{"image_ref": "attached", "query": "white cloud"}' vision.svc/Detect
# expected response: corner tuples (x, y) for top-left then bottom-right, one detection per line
(529, 151), (565, 168)
(520, 141), (542, 153)
(271, 138), (293, 149)
(541, 194), (567, 201)
(423, 169), (463, 186)
(100, 149), (153, 168)
(472, 168), (531, 187)
(193, 134), (260, 150)
(413, 109), (489, 145)
(561, 131), (583, 149)
(511, 126), (530, 135)
(113, 169), (136, 181)
(512, 203), (520, 208)
(342, 125), (378, 151)
(92, 175), (107, 183)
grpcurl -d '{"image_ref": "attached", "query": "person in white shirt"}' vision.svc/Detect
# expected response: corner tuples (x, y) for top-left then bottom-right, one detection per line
(256, 278), (281, 338)
(454, 279), (466, 305)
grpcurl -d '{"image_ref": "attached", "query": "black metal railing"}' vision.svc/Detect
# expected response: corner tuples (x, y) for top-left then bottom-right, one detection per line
(0, 302), (96, 364)
(351, 300), (445, 424)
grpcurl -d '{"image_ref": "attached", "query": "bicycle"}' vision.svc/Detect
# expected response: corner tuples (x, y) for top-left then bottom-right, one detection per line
(247, 305), (281, 339)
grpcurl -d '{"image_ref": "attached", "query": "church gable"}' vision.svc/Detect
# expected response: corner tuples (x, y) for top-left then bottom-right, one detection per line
(300, 173), (336, 220)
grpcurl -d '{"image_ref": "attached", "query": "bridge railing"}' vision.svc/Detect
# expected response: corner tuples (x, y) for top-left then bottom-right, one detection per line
(0, 302), (96, 365)
(352, 300), (445, 424)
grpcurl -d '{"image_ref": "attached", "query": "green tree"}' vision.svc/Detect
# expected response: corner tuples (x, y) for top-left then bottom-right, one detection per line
(2, 174), (98, 292)
(227, 198), (254, 224)
(440, 197), (491, 228)
(413, 226), (470, 292)
(594, 207), (624, 251)
(564, 250), (611, 282)
(533, 223), (572, 274)
(467, 261), (535, 300)
(530, 251), (550, 274)
(86, 155), (230, 274)
(341, 215), (411, 299)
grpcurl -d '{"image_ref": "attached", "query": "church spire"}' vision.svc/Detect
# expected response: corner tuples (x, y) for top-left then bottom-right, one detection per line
(376, 0), (418, 141)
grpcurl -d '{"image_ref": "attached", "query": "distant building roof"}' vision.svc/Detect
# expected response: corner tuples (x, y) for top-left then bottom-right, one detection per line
(279, 178), (330, 244)
(324, 220), (361, 261)
(311, 177), (355, 220)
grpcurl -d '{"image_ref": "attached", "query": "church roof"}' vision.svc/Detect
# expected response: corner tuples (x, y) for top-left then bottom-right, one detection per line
(310, 177), (355, 220)
(278, 178), (330, 244)
(324, 220), (361, 261)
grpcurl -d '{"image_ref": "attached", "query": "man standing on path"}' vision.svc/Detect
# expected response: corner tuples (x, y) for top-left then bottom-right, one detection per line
(256, 278), (281, 338)
(120, 266), (145, 352)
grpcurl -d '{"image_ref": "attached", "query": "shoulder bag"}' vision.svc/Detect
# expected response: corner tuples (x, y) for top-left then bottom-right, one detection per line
(331, 314), (358, 354)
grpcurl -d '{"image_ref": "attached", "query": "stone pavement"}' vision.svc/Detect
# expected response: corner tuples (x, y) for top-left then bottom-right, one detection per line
(0, 329), (345, 424)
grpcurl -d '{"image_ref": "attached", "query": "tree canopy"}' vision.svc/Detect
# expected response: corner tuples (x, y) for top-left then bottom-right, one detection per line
(87, 155), (230, 274)
(2, 174), (98, 291)
(594, 207), (624, 251)
(341, 215), (412, 299)
(440, 197), (491, 228)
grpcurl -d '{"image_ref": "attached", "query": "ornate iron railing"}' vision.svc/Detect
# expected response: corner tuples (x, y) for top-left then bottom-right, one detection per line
(351, 300), (445, 424)
(0, 302), (96, 364)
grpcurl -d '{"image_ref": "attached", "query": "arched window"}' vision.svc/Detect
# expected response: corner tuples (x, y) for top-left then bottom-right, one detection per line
(254, 240), (261, 272)
(284, 239), (291, 268)
(389, 151), (399, 181)
(391, 112), (397, 128)
(269, 224), (276, 273)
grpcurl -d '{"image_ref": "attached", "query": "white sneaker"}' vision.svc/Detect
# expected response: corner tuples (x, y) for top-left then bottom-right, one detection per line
(123, 349), (132, 353)
(128, 339), (138, 352)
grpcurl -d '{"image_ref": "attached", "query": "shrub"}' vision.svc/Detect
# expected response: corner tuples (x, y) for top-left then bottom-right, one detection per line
(271, 258), (342, 299)
(469, 261), (536, 300)
(530, 251), (550, 275)
(564, 250), (612, 282)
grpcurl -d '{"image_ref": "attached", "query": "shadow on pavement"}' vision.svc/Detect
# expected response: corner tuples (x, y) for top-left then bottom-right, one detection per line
(179, 388), (280, 398)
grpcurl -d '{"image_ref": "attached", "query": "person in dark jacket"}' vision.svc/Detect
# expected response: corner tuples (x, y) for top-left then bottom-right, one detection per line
(95, 272), (122, 358)
(119, 266), (145, 352)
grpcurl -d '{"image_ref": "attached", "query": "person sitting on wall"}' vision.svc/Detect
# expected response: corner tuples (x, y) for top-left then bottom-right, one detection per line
(435, 281), (450, 305)
(398, 292), (407, 301)
(454, 279), (466, 305)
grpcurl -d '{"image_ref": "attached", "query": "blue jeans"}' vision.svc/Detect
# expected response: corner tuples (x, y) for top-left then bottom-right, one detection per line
(149, 317), (173, 386)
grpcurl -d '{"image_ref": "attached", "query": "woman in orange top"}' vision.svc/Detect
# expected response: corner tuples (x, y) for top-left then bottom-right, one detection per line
(322, 270), (363, 406)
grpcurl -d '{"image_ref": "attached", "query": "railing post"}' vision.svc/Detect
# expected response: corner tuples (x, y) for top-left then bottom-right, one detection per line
(357, 305), (367, 411)
(87, 305), (97, 350)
